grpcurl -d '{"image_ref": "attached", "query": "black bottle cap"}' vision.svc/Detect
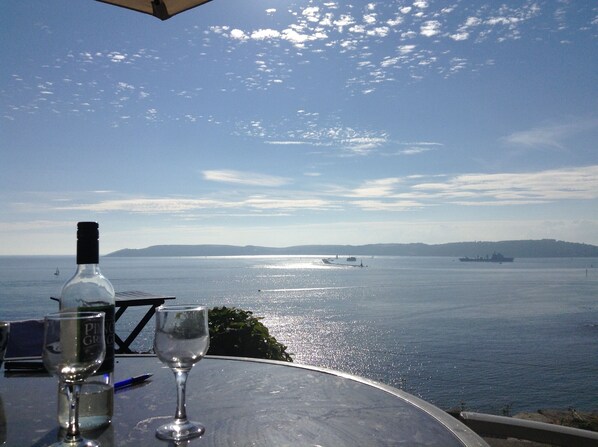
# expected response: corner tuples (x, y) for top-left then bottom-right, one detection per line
(77, 221), (99, 264)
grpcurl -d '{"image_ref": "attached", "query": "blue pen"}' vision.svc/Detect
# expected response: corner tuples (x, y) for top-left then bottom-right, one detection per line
(115, 373), (152, 390)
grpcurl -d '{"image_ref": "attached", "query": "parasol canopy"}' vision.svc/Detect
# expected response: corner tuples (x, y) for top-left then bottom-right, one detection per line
(96, 0), (213, 20)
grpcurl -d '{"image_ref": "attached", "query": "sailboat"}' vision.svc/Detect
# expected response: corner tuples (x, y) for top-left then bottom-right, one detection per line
(54, 268), (60, 276)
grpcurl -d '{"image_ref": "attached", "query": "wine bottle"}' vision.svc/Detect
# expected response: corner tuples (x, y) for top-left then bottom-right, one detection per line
(59, 221), (115, 429)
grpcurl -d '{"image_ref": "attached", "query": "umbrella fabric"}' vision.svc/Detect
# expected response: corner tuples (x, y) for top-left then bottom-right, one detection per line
(96, 0), (213, 20)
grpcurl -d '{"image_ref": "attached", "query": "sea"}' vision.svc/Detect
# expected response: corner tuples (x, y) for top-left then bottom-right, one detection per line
(1, 255), (597, 416)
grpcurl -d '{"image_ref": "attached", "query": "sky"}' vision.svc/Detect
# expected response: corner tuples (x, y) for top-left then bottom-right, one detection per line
(1, 0), (597, 255)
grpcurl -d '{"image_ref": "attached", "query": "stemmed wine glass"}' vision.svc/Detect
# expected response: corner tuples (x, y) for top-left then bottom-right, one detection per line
(153, 304), (210, 441)
(43, 311), (106, 447)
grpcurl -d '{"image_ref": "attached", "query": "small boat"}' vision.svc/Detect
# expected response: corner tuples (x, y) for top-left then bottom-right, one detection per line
(54, 268), (60, 276)
(459, 253), (514, 263)
(322, 258), (366, 268)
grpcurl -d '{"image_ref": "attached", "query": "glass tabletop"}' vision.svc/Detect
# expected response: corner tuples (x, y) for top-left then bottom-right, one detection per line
(1, 355), (488, 446)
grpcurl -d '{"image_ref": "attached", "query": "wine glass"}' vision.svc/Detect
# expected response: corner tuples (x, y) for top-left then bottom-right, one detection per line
(153, 304), (210, 441)
(43, 311), (106, 447)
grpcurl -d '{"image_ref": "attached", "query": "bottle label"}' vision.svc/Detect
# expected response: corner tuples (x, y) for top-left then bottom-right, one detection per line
(79, 317), (104, 360)
(88, 305), (115, 374)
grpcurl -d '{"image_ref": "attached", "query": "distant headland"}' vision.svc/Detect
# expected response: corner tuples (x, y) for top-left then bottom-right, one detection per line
(107, 239), (598, 258)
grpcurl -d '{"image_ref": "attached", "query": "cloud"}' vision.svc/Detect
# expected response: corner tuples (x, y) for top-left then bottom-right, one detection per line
(503, 119), (598, 149)
(108, 52), (127, 63)
(8, 166), (598, 236)
(265, 140), (305, 145)
(342, 136), (387, 155)
(450, 32), (469, 41)
(410, 165), (598, 204)
(352, 199), (422, 211)
(202, 170), (290, 187)
(3, 0), (596, 142)
(58, 198), (224, 213)
(0, 220), (71, 232)
(237, 114), (388, 156)
(53, 195), (335, 215)
(303, 6), (320, 21)
(398, 146), (435, 155)
(329, 165), (598, 210)
(420, 20), (441, 37)
(350, 178), (402, 197)
(251, 29), (281, 40)
(398, 45), (416, 54)
(230, 29), (248, 40)
(243, 197), (332, 210)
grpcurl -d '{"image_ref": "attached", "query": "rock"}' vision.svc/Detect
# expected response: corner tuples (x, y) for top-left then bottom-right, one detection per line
(514, 408), (598, 432)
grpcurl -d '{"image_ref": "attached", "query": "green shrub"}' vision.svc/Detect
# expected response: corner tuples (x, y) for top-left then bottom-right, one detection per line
(207, 306), (293, 362)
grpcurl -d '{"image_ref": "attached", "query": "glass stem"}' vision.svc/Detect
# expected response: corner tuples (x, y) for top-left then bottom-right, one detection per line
(174, 369), (190, 424)
(64, 383), (83, 443)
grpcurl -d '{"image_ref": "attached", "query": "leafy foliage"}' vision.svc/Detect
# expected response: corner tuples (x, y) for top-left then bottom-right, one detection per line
(168, 310), (208, 339)
(207, 307), (293, 362)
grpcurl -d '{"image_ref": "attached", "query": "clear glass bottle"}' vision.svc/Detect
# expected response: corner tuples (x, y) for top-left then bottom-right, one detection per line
(59, 221), (115, 429)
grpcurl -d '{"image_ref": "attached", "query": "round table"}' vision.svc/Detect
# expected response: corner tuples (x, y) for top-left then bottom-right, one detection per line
(1, 355), (488, 446)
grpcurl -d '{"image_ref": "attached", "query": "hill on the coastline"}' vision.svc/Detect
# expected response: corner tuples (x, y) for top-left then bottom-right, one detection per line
(107, 239), (598, 258)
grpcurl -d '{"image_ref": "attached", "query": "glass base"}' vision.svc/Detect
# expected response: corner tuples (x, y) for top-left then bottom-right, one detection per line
(50, 439), (99, 447)
(156, 420), (205, 441)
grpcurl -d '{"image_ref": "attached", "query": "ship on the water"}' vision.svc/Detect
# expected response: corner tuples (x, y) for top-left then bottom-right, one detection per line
(322, 257), (365, 267)
(459, 252), (514, 263)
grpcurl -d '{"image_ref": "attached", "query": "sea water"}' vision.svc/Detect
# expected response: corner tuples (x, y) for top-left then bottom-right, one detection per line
(1, 255), (597, 415)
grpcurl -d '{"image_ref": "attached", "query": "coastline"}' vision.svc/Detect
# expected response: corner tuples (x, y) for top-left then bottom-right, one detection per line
(514, 408), (598, 432)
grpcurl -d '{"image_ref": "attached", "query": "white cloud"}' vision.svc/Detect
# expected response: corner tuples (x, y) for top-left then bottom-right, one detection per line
(349, 24), (366, 34)
(230, 29), (248, 40)
(323, 165), (598, 210)
(420, 20), (441, 37)
(399, 146), (435, 155)
(503, 119), (598, 149)
(465, 17), (482, 27)
(352, 199), (422, 211)
(411, 165), (598, 204)
(398, 44), (417, 54)
(303, 6), (320, 22)
(251, 29), (281, 40)
(282, 29), (311, 45)
(350, 178), (402, 197)
(53, 195), (333, 214)
(367, 27), (389, 37)
(265, 140), (305, 145)
(450, 32), (469, 41)
(334, 14), (355, 29)
(108, 52), (126, 63)
(202, 170), (290, 187)
(380, 56), (400, 67)
(59, 198), (224, 213)
(363, 14), (377, 25)
(387, 15), (404, 26)
(345, 138), (384, 153)
(243, 197), (332, 210)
